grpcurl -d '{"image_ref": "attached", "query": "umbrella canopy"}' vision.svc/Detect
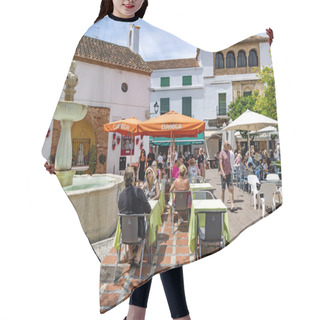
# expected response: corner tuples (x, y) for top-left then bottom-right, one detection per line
(104, 117), (142, 136)
(138, 110), (205, 138)
(223, 109), (278, 132)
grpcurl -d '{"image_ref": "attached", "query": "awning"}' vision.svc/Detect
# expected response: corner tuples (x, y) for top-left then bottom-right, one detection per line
(150, 132), (204, 146)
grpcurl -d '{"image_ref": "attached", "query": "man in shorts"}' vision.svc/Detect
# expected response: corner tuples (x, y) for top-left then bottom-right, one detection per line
(219, 141), (236, 212)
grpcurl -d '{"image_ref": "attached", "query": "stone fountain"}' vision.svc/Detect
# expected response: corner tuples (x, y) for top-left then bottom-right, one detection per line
(54, 61), (88, 187)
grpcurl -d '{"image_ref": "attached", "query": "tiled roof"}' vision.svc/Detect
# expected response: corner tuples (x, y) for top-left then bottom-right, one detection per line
(74, 36), (152, 75)
(146, 58), (200, 70)
(236, 35), (269, 45)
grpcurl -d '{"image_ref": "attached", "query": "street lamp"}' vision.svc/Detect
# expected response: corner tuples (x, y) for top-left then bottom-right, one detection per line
(150, 101), (159, 115)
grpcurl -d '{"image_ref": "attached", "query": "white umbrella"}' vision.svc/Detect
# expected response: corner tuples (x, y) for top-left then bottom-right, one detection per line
(223, 109), (278, 153)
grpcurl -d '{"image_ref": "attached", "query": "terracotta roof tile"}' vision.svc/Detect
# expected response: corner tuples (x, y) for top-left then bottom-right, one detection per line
(146, 58), (199, 70)
(236, 35), (269, 45)
(74, 36), (152, 74)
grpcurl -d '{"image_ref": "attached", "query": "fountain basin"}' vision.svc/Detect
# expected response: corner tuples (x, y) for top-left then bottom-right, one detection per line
(53, 101), (88, 121)
(64, 174), (124, 244)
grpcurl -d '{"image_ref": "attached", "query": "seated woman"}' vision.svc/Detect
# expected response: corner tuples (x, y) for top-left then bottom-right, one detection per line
(118, 167), (151, 267)
(262, 157), (269, 180)
(151, 160), (161, 182)
(188, 158), (199, 179)
(169, 165), (191, 224)
(142, 167), (160, 201)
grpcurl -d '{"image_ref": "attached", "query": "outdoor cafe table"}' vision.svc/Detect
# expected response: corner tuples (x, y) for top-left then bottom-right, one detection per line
(188, 199), (231, 256)
(113, 186), (165, 252)
(189, 183), (216, 197)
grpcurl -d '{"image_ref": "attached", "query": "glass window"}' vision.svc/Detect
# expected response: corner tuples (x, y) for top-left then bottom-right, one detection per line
(244, 91), (252, 97)
(182, 75), (192, 86)
(215, 52), (224, 69)
(160, 98), (170, 115)
(226, 51), (235, 68)
(249, 49), (258, 67)
(182, 97), (192, 117)
(237, 50), (247, 67)
(160, 77), (170, 87)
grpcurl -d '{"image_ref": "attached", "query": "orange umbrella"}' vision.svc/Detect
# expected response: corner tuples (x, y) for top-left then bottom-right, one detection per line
(104, 117), (142, 136)
(104, 117), (143, 165)
(138, 110), (205, 138)
(138, 111), (205, 176)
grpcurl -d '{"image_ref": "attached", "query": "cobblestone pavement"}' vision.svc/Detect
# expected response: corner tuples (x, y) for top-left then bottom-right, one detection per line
(97, 168), (282, 313)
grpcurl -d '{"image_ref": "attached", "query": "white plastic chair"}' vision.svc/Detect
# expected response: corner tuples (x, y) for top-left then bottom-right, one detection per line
(247, 175), (260, 209)
(257, 183), (277, 217)
(266, 173), (280, 181)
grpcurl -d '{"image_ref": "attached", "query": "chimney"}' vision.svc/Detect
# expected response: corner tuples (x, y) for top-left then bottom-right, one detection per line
(128, 24), (140, 54)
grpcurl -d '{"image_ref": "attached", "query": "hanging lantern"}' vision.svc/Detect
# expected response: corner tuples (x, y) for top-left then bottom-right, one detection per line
(112, 140), (116, 150)
(113, 133), (116, 140)
(136, 137), (139, 145)
(140, 142), (143, 150)
(140, 135), (143, 139)
(117, 135), (120, 144)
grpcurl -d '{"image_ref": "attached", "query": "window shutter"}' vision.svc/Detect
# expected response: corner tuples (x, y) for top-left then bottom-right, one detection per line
(182, 97), (192, 117)
(160, 77), (170, 87)
(160, 98), (170, 114)
(218, 93), (227, 115)
(182, 75), (192, 86)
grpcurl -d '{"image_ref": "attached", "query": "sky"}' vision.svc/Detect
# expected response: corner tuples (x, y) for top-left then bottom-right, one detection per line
(1, 0), (320, 319)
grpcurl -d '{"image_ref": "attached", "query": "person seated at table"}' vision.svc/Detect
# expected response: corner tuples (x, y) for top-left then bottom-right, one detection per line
(169, 165), (191, 224)
(247, 162), (254, 175)
(262, 157), (269, 180)
(118, 167), (151, 267)
(151, 160), (162, 181)
(188, 158), (199, 179)
(171, 159), (182, 179)
(142, 167), (160, 201)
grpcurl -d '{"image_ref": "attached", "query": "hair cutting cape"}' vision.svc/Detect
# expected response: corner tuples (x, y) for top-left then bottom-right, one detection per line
(42, 13), (281, 313)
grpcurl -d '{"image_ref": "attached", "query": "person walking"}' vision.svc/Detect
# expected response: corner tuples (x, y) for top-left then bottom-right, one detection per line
(219, 141), (236, 212)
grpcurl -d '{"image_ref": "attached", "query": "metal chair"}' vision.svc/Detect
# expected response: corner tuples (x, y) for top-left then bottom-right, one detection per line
(195, 210), (225, 259)
(170, 190), (190, 232)
(113, 213), (149, 282)
(247, 174), (260, 209)
(192, 190), (215, 200)
(240, 169), (249, 193)
(257, 183), (277, 217)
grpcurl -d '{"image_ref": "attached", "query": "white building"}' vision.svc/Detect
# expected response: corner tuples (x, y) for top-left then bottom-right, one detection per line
(147, 35), (272, 159)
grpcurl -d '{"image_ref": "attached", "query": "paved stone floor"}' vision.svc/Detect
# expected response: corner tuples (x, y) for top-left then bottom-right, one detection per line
(98, 168), (282, 313)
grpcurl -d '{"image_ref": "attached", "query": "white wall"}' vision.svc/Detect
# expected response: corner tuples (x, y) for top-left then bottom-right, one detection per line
(60, 60), (151, 174)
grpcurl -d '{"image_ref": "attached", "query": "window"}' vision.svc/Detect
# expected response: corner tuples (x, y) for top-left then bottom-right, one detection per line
(182, 97), (192, 117)
(244, 91), (252, 97)
(218, 93), (227, 115)
(237, 50), (247, 67)
(160, 77), (170, 87)
(160, 98), (170, 115)
(249, 49), (258, 67)
(226, 51), (235, 68)
(215, 52), (224, 69)
(182, 75), (192, 86)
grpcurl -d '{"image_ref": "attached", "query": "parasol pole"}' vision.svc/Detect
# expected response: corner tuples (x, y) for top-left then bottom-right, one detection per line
(130, 131), (133, 166)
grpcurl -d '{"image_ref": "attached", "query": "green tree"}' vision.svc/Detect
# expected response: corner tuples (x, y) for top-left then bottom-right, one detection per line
(254, 66), (277, 120)
(227, 91), (258, 139)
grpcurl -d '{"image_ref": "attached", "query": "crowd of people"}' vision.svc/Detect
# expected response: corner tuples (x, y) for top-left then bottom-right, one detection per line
(136, 147), (208, 186)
